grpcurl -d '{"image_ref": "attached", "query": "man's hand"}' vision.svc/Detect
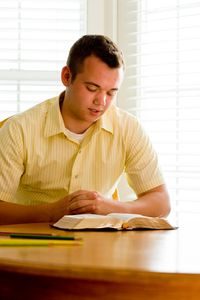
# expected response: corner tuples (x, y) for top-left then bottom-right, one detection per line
(67, 190), (114, 215)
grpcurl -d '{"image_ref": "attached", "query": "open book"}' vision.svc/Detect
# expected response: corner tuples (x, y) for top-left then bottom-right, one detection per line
(53, 213), (176, 230)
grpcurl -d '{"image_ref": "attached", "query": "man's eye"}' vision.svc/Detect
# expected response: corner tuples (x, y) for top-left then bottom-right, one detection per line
(107, 90), (117, 97)
(86, 85), (97, 92)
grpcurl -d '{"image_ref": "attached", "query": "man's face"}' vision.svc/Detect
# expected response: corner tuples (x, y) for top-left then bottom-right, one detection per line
(62, 55), (124, 133)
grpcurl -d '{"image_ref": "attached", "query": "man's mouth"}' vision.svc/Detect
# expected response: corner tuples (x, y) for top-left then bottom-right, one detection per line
(89, 108), (103, 114)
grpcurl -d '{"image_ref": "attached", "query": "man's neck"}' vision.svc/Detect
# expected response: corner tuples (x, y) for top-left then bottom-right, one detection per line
(60, 97), (92, 134)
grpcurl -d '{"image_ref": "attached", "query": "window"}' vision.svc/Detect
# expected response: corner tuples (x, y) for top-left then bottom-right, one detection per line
(118, 0), (200, 225)
(0, 0), (86, 121)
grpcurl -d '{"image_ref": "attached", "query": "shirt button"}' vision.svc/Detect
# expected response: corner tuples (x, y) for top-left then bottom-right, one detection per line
(75, 175), (79, 179)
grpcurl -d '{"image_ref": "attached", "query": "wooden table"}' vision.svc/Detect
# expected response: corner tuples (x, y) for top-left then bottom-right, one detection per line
(0, 221), (199, 300)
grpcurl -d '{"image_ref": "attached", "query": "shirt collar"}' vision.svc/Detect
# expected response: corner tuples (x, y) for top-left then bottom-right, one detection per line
(44, 93), (114, 137)
(97, 105), (114, 134)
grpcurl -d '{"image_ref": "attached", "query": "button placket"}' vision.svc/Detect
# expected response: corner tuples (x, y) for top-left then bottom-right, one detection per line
(69, 147), (83, 192)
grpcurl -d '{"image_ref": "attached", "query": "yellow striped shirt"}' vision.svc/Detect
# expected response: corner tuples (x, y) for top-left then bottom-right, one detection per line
(0, 93), (164, 205)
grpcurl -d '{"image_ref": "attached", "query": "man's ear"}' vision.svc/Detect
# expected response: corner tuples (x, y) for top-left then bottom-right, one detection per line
(61, 66), (71, 86)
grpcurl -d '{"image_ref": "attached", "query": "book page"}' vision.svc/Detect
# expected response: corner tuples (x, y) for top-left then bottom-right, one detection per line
(107, 213), (145, 221)
(53, 214), (123, 230)
(123, 216), (174, 230)
(107, 213), (175, 229)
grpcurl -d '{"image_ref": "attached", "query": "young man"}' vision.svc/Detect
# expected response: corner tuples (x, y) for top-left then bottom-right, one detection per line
(0, 35), (170, 224)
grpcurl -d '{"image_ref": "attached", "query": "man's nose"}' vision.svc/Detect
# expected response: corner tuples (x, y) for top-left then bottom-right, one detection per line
(93, 92), (106, 106)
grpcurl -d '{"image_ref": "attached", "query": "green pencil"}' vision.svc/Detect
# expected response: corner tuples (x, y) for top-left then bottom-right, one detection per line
(10, 233), (77, 240)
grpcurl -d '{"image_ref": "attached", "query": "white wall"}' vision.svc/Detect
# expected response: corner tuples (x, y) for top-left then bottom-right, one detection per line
(87, 0), (117, 40)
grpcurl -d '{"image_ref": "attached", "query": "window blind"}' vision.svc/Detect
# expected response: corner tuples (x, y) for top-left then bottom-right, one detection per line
(118, 0), (200, 226)
(0, 0), (86, 120)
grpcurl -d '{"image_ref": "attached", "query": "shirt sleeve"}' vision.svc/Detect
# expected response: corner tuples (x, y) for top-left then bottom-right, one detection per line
(123, 115), (165, 195)
(0, 119), (25, 202)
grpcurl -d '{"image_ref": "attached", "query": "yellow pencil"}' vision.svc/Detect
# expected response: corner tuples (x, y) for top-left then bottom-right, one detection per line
(0, 238), (83, 247)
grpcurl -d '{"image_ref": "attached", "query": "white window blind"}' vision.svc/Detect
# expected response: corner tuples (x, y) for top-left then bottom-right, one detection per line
(0, 0), (86, 121)
(118, 0), (200, 226)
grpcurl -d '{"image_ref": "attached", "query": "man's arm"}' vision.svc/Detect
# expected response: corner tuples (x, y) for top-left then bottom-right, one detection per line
(0, 190), (86, 225)
(0, 199), (67, 225)
(0, 185), (170, 225)
(67, 184), (171, 217)
(123, 184), (171, 217)
(0, 200), (53, 225)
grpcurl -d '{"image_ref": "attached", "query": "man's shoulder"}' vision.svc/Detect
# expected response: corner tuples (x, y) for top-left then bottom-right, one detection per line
(107, 105), (139, 126)
(9, 96), (58, 127)
(104, 105), (145, 144)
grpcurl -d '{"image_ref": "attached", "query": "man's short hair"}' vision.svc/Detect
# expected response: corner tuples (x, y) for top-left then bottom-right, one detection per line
(66, 34), (124, 81)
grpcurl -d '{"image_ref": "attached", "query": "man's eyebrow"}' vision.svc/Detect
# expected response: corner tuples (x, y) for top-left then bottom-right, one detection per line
(84, 81), (118, 91)
(84, 81), (100, 88)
